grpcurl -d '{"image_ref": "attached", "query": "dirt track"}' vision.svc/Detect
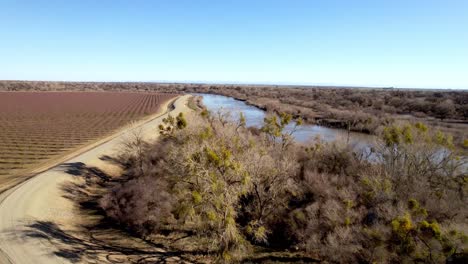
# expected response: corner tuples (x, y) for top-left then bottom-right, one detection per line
(0, 95), (191, 264)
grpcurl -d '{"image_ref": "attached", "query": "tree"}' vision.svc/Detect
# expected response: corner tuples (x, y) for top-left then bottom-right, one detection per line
(261, 112), (302, 149)
(158, 112), (187, 137)
(433, 100), (455, 120)
(121, 129), (147, 174)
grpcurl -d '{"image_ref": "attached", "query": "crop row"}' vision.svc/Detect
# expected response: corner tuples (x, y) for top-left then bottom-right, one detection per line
(0, 92), (176, 177)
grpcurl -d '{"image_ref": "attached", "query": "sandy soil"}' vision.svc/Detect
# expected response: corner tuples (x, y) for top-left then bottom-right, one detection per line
(0, 95), (192, 264)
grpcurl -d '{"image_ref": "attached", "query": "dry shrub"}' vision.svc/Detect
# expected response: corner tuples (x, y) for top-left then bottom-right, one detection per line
(100, 109), (467, 263)
(290, 122), (467, 263)
(100, 173), (175, 235)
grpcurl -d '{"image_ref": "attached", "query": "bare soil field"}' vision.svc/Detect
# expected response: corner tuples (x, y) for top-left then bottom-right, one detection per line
(0, 91), (177, 190)
(0, 95), (191, 264)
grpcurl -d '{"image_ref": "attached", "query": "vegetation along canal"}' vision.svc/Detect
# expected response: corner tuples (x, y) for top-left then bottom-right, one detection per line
(197, 93), (376, 150)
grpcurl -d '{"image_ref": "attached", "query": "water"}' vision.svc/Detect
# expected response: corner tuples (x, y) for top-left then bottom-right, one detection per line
(196, 93), (375, 148)
(195, 93), (466, 168)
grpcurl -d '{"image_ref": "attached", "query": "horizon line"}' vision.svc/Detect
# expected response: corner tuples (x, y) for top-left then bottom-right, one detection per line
(1, 79), (467, 91)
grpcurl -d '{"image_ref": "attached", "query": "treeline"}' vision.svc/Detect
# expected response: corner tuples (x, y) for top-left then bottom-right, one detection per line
(2, 80), (467, 146)
(100, 110), (467, 263)
(2, 80), (467, 121)
(202, 86), (468, 131)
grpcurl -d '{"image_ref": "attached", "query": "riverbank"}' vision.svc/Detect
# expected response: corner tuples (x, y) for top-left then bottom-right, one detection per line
(196, 93), (376, 150)
(195, 91), (467, 151)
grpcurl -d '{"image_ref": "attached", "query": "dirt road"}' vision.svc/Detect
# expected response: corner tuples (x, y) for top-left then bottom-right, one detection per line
(0, 95), (191, 264)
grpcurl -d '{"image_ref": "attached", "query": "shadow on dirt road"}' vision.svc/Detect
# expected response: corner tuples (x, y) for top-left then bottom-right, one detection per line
(21, 159), (201, 264)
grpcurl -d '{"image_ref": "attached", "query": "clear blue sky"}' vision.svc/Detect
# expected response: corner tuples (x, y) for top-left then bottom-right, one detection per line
(1, 0), (467, 89)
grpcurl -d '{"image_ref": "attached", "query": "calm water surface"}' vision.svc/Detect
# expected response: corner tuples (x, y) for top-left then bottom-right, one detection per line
(196, 93), (375, 149)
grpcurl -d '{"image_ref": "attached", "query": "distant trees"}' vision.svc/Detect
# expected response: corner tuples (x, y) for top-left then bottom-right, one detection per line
(2, 80), (467, 121)
(433, 99), (456, 120)
(2, 80), (467, 147)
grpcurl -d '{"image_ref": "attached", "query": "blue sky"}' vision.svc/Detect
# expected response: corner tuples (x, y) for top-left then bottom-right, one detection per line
(0, 0), (467, 89)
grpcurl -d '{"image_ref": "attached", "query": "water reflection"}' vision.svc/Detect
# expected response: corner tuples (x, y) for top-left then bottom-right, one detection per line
(195, 93), (376, 149)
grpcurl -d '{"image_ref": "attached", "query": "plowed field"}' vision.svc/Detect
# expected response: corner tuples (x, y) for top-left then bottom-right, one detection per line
(0, 91), (176, 181)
